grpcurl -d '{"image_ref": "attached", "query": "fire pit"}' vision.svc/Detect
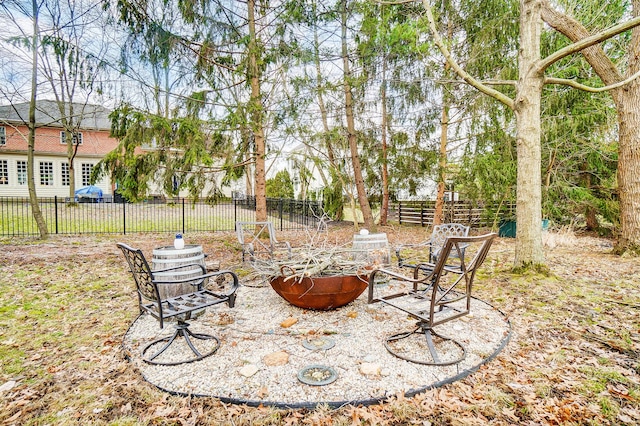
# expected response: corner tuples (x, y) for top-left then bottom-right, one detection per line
(269, 274), (369, 310)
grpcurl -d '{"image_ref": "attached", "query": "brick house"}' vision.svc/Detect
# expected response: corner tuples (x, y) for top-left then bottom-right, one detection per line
(0, 100), (116, 198)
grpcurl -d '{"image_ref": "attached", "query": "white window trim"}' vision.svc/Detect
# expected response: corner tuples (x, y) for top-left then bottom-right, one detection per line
(17, 160), (27, 185)
(61, 162), (70, 186)
(39, 161), (54, 186)
(0, 159), (8, 184)
(60, 130), (83, 145)
(81, 162), (94, 187)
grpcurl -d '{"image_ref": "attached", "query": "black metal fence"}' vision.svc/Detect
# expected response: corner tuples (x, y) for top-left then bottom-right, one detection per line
(0, 196), (324, 237)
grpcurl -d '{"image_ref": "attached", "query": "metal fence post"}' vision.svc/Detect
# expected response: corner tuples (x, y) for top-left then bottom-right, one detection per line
(123, 200), (127, 235)
(54, 196), (59, 234)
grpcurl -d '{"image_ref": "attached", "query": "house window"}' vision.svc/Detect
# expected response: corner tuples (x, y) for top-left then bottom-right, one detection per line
(0, 160), (8, 185)
(17, 161), (27, 185)
(60, 131), (83, 145)
(39, 161), (53, 186)
(81, 163), (93, 186)
(61, 162), (69, 186)
(0, 126), (6, 145)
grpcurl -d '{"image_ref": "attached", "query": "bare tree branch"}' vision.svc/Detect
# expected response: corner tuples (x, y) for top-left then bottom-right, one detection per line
(538, 15), (640, 73)
(420, 0), (515, 110)
(545, 66), (640, 92)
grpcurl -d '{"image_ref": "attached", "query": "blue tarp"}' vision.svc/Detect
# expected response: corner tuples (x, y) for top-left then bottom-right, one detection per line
(74, 185), (103, 202)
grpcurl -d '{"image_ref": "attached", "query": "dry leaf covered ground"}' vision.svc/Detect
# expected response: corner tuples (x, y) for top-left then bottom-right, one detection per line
(0, 223), (639, 425)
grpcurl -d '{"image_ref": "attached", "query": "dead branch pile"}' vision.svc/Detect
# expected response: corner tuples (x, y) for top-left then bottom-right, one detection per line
(250, 244), (371, 283)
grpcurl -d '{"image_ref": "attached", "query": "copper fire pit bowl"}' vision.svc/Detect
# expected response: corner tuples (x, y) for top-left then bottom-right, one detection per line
(269, 274), (369, 310)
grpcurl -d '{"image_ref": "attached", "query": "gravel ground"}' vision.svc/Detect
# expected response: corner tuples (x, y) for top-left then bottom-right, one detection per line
(123, 278), (511, 408)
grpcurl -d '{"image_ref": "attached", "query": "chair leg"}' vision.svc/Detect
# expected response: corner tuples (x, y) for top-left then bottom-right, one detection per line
(384, 325), (466, 366)
(142, 321), (221, 366)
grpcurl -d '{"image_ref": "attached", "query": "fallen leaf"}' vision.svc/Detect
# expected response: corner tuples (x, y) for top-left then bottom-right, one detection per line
(0, 380), (17, 392)
(502, 407), (519, 421)
(257, 386), (269, 398)
(4, 410), (22, 423)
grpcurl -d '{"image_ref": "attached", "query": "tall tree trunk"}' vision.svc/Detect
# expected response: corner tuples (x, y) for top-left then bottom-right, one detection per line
(514, 0), (544, 266)
(28, 0), (48, 239)
(314, 18), (341, 190)
(434, 19), (454, 227)
(541, 0), (640, 252)
(433, 100), (449, 225)
(65, 102), (78, 199)
(247, 0), (267, 222)
(377, 2), (390, 226)
(341, 0), (376, 232)
(379, 57), (390, 226)
(617, 79), (640, 249)
(617, 0), (640, 251)
(312, 18), (350, 220)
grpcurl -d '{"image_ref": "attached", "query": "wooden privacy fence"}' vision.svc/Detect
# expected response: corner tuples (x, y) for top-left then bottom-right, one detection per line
(397, 200), (514, 228)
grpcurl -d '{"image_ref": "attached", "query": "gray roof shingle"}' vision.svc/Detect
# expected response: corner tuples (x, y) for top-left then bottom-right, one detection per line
(0, 100), (111, 130)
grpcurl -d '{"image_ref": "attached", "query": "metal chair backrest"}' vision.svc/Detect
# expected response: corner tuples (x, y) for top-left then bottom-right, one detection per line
(426, 233), (496, 327)
(429, 223), (470, 263)
(117, 243), (160, 307)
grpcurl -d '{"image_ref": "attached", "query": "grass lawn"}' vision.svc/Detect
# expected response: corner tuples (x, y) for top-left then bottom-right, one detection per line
(0, 225), (639, 425)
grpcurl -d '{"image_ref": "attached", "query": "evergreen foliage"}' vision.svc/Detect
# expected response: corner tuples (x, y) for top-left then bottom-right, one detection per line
(266, 170), (294, 199)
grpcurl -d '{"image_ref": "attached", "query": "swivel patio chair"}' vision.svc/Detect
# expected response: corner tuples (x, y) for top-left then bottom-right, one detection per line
(117, 243), (239, 366)
(368, 233), (496, 366)
(396, 223), (470, 272)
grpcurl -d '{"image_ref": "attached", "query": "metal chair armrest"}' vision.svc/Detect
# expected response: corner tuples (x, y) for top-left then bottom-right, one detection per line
(396, 241), (433, 268)
(152, 262), (207, 275)
(367, 266), (435, 304)
(204, 270), (240, 307)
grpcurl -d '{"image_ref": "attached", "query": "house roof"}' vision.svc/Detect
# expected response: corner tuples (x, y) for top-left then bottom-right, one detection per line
(0, 100), (111, 131)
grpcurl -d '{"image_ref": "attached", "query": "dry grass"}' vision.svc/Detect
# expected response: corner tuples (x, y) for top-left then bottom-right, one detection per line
(0, 224), (639, 425)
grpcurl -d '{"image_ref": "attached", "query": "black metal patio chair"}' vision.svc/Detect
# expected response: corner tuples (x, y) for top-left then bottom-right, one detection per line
(368, 233), (496, 366)
(117, 243), (239, 365)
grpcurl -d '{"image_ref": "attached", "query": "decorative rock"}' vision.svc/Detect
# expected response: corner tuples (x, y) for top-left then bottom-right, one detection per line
(263, 351), (289, 366)
(363, 354), (377, 363)
(239, 364), (259, 377)
(280, 317), (298, 328)
(359, 362), (381, 377)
